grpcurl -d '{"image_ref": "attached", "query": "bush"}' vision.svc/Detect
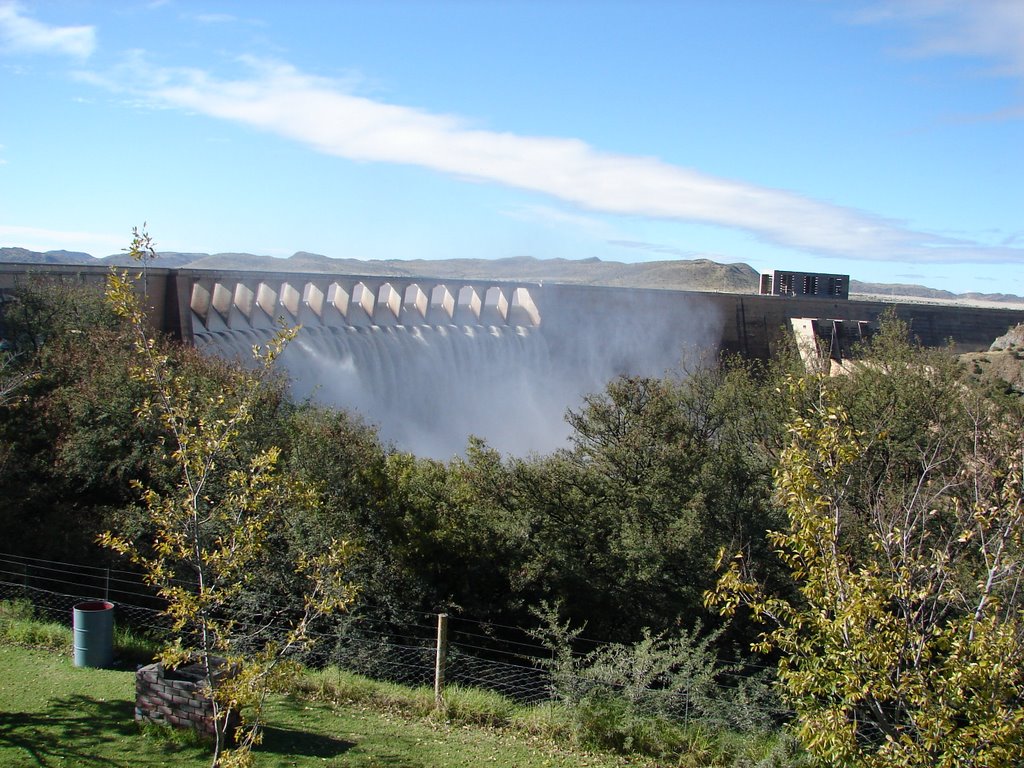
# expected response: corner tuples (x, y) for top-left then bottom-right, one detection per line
(522, 604), (794, 765)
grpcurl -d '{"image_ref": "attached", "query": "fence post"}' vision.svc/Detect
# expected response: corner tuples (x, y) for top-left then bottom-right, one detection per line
(434, 613), (448, 709)
(104, 568), (110, 602)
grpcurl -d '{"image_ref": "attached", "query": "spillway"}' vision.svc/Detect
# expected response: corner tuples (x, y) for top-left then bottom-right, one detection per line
(185, 273), (729, 457)
(188, 275), (596, 457)
(195, 320), (564, 457)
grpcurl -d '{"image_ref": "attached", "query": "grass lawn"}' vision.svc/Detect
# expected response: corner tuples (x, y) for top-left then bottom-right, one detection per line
(0, 644), (636, 768)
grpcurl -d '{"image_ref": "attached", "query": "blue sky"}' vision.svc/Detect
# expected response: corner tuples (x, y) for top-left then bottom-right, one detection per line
(1, 0), (1022, 295)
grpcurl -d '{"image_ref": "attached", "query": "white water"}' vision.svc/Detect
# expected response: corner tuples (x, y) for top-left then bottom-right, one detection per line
(195, 323), (577, 458)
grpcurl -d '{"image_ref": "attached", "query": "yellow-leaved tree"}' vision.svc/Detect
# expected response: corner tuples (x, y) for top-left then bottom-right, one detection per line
(101, 228), (358, 768)
(709, 371), (1024, 768)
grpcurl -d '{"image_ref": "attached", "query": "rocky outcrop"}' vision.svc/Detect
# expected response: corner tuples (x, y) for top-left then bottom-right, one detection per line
(990, 323), (1024, 351)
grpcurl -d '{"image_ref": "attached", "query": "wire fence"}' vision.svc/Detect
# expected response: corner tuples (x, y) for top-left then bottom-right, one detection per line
(0, 551), (789, 727)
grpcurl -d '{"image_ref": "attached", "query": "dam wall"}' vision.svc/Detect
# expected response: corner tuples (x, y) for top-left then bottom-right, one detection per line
(707, 292), (1024, 358)
(0, 263), (187, 342)
(3, 262), (1022, 456)
(3, 262), (1020, 359)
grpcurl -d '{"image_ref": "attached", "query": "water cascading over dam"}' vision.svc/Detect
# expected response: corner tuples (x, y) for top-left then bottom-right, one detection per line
(189, 275), (578, 457)
(186, 273), (728, 457)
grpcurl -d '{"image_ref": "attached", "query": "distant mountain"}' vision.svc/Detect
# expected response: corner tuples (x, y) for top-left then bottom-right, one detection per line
(2, 246), (1022, 304)
(0, 247), (94, 264)
(850, 279), (1024, 305)
(99, 251), (203, 269)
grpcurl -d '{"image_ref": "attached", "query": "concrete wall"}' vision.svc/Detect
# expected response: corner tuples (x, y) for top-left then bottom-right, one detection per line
(2, 263), (1022, 359)
(708, 292), (1024, 357)
(0, 263), (181, 339)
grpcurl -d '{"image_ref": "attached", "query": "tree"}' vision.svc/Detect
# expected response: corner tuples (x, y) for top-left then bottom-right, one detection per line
(100, 230), (357, 768)
(0, 348), (36, 478)
(0, 350), (34, 409)
(0, 278), (160, 562)
(502, 363), (784, 642)
(709, 369), (1024, 767)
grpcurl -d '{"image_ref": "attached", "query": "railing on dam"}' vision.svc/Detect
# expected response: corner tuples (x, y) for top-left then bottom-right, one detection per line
(187, 275), (542, 333)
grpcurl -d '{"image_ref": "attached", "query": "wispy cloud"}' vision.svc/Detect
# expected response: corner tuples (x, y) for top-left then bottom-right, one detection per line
(503, 204), (617, 237)
(194, 13), (237, 25)
(0, 2), (95, 59)
(855, 1), (1024, 78)
(184, 11), (267, 29)
(607, 240), (705, 260)
(86, 54), (1024, 265)
(0, 224), (123, 253)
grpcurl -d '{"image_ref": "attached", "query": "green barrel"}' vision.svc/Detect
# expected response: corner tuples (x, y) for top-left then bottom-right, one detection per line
(72, 601), (114, 668)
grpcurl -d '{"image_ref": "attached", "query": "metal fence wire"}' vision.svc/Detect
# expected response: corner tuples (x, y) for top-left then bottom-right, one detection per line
(0, 551), (789, 727)
(447, 647), (552, 704)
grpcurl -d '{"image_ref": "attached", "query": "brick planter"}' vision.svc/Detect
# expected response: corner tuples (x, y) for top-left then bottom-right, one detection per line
(135, 661), (240, 738)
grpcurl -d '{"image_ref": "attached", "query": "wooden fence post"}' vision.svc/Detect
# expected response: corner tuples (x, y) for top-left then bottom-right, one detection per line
(434, 613), (448, 709)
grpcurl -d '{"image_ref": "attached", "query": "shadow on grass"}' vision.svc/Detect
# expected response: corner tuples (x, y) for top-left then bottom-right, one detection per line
(259, 698), (354, 759)
(260, 725), (354, 759)
(0, 694), (203, 767)
(0, 692), (354, 766)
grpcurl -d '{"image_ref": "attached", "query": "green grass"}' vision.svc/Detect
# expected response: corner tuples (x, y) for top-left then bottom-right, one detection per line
(0, 644), (643, 768)
(0, 644), (209, 767)
(0, 602), (800, 767)
(0, 599), (72, 651)
(0, 599), (160, 666)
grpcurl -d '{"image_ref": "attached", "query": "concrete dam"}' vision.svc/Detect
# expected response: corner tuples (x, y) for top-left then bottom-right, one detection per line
(3, 263), (1023, 457)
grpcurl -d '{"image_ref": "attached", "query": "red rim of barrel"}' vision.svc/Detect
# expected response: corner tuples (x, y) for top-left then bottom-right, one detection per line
(73, 601), (114, 611)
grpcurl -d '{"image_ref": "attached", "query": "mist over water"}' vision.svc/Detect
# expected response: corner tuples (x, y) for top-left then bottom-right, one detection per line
(197, 323), (577, 458)
(282, 323), (570, 458)
(193, 285), (725, 458)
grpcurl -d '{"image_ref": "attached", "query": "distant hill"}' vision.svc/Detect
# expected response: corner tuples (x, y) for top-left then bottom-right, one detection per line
(2, 246), (1022, 305)
(0, 247), (95, 265)
(850, 279), (1024, 305)
(99, 251), (203, 269)
(0, 248), (763, 292)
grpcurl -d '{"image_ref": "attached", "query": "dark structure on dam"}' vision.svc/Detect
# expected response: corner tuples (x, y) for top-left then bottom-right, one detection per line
(3, 262), (1023, 456)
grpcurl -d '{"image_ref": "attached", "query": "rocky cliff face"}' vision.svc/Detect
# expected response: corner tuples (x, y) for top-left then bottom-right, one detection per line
(991, 323), (1024, 352)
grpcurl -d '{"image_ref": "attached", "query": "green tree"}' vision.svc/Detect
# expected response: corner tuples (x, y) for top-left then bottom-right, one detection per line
(710, 370), (1024, 767)
(100, 231), (358, 768)
(0, 349), (34, 409)
(501, 361), (784, 642)
(0, 278), (159, 562)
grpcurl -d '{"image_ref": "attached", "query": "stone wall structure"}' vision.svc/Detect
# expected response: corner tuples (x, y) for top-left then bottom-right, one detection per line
(135, 661), (239, 737)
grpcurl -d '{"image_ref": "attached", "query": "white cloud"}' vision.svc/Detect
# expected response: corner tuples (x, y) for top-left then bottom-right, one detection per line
(194, 14), (237, 25)
(92, 55), (1024, 265)
(0, 2), (95, 59)
(856, 1), (1024, 77)
(503, 204), (617, 238)
(607, 240), (706, 259)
